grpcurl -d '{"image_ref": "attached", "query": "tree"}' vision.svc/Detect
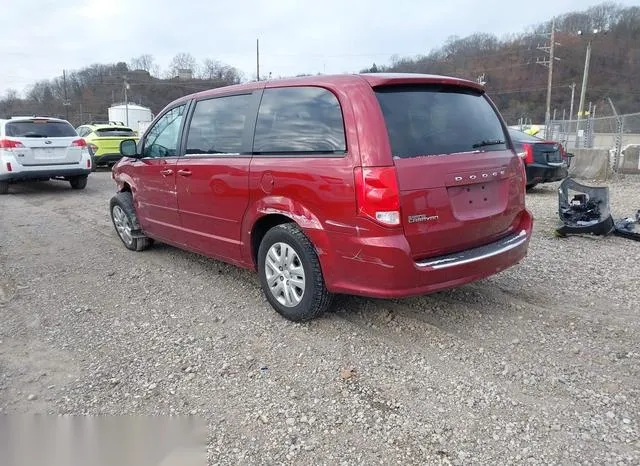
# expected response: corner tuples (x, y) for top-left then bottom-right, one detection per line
(130, 54), (155, 73)
(168, 53), (198, 77)
(200, 59), (243, 83)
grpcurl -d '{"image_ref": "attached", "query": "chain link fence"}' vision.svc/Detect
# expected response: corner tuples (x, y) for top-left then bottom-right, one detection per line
(546, 112), (640, 174)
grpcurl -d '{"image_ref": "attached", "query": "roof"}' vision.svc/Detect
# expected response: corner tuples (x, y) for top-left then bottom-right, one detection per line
(176, 72), (484, 104)
(0, 116), (69, 124)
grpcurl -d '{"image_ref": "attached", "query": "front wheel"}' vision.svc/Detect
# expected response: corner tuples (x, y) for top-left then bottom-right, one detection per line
(109, 191), (153, 251)
(257, 223), (333, 322)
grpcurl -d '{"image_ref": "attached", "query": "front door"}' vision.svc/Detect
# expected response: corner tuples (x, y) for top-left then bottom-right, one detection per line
(132, 104), (187, 244)
(176, 93), (256, 263)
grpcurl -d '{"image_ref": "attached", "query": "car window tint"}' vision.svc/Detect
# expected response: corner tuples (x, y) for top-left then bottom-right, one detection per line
(186, 94), (252, 155)
(96, 127), (136, 137)
(508, 128), (542, 142)
(375, 85), (508, 158)
(142, 105), (186, 158)
(253, 87), (346, 155)
(6, 120), (77, 138)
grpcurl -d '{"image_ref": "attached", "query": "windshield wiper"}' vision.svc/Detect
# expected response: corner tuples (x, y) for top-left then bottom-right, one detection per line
(472, 139), (505, 149)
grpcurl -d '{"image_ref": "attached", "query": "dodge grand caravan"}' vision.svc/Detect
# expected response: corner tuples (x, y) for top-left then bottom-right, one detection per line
(109, 73), (533, 321)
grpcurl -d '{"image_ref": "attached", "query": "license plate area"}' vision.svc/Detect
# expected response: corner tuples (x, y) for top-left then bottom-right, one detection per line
(447, 180), (506, 220)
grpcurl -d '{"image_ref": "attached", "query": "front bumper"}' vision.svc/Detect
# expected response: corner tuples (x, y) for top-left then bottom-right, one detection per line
(526, 162), (568, 185)
(316, 209), (534, 299)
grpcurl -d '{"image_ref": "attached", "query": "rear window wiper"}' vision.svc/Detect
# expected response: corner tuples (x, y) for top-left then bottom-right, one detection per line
(472, 139), (505, 149)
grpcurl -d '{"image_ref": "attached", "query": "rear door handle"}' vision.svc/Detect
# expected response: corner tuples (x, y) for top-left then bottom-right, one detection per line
(160, 169), (174, 176)
(177, 169), (192, 177)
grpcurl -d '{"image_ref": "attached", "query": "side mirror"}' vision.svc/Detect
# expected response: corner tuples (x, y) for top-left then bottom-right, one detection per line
(120, 139), (140, 158)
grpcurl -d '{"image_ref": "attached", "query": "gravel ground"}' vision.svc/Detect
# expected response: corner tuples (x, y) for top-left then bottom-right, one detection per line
(1, 172), (639, 465)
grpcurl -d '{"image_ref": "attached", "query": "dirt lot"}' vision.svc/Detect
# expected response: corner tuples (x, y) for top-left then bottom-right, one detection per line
(1, 172), (639, 465)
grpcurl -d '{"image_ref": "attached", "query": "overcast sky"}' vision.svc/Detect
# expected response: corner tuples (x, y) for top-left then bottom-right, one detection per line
(0, 0), (635, 96)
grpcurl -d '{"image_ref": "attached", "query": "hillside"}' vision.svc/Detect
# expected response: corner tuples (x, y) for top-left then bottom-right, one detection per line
(0, 2), (638, 126)
(363, 3), (640, 123)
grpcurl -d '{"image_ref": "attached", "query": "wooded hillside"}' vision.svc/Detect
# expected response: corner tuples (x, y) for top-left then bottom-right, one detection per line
(363, 2), (640, 123)
(0, 2), (638, 126)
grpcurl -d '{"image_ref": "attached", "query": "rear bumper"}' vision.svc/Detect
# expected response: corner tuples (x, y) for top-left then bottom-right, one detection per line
(526, 163), (568, 185)
(94, 153), (123, 165)
(0, 168), (91, 182)
(317, 209), (533, 299)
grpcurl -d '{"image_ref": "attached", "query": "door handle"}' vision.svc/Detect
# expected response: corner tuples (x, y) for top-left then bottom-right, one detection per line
(177, 169), (192, 177)
(160, 169), (173, 176)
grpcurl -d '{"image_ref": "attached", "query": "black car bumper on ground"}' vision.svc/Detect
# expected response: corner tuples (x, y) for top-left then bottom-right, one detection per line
(0, 168), (92, 182)
(93, 153), (123, 166)
(526, 162), (568, 187)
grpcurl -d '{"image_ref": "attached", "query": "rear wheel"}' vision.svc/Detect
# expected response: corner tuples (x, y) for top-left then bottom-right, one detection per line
(0, 181), (8, 195)
(69, 175), (88, 190)
(109, 191), (153, 251)
(526, 183), (538, 191)
(257, 223), (333, 322)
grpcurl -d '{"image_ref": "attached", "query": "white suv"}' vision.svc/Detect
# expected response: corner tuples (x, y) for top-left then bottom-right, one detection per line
(0, 116), (92, 194)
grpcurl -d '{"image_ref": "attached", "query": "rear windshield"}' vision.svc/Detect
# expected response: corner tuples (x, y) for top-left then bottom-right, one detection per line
(96, 127), (136, 137)
(375, 85), (508, 158)
(508, 128), (542, 142)
(5, 120), (77, 138)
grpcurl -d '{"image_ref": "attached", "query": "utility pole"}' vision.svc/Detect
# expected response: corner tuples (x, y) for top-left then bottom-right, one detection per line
(123, 76), (130, 126)
(568, 82), (576, 121)
(62, 69), (71, 121)
(256, 38), (260, 82)
(537, 18), (558, 138)
(576, 40), (592, 125)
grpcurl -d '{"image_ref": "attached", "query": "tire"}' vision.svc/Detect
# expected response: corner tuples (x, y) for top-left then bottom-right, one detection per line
(526, 183), (538, 191)
(69, 175), (88, 190)
(257, 223), (333, 322)
(109, 191), (153, 252)
(0, 181), (8, 195)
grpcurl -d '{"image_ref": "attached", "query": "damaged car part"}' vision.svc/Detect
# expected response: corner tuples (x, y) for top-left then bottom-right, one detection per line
(613, 210), (640, 242)
(555, 178), (615, 237)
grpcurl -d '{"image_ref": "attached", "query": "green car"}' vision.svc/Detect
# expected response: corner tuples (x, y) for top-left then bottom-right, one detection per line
(76, 123), (139, 170)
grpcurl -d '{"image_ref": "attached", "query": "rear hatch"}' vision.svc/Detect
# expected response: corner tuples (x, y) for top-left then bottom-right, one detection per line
(5, 119), (83, 166)
(374, 84), (525, 259)
(91, 127), (138, 154)
(532, 141), (563, 165)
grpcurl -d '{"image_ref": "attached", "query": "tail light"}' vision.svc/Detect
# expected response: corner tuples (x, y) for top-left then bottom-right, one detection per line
(72, 139), (87, 147)
(354, 167), (401, 226)
(559, 144), (567, 160)
(0, 139), (25, 149)
(518, 143), (534, 164)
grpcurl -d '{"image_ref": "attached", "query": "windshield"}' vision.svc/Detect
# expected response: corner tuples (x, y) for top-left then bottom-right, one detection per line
(508, 128), (543, 142)
(96, 127), (136, 137)
(5, 120), (77, 138)
(375, 85), (508, 158)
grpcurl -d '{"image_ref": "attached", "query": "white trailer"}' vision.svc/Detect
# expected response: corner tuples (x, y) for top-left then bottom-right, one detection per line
(108, 104), (153, 135)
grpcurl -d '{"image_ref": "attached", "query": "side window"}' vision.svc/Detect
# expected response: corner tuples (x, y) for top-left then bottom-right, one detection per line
(76, 127), (87, 137)
(253, 87), (346, 155)
(185, 94), (253, 155)
(142, 105), (186, 158)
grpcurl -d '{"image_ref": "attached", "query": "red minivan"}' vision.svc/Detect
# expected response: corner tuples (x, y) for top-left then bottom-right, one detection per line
(110, 73), (533, 321)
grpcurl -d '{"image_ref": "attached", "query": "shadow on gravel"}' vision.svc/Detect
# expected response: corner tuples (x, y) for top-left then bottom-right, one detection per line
(4, 180), (100, 196)
(525, 184), (558, 196)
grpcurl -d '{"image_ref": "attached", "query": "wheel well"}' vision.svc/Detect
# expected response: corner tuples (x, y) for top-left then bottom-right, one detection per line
(120, 182), (131, 192)
(251, 214), (293, 265)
